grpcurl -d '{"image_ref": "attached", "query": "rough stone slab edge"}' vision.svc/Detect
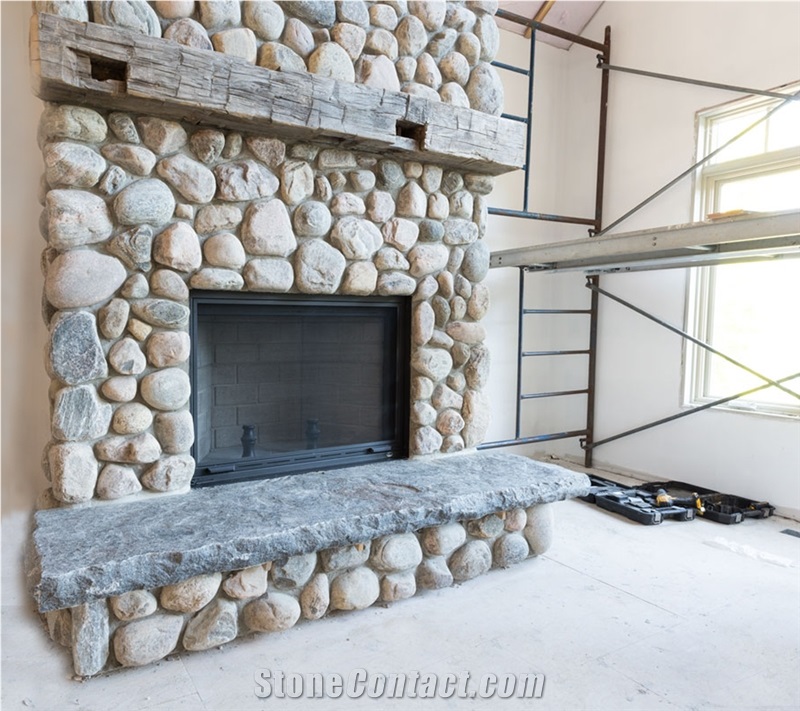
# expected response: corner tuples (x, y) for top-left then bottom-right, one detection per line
(30, 13), (526, 176)
(29, 454), (590, 612)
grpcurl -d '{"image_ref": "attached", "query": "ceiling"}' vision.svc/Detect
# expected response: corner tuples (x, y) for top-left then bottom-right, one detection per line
(496, 1), (604, 50)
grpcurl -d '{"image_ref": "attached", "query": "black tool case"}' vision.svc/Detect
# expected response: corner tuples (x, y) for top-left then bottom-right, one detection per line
(581, 476), (695, 525)
(582, 476), (774, 525)
(698, 494), (775, 524)
(637, 480), (775, 524)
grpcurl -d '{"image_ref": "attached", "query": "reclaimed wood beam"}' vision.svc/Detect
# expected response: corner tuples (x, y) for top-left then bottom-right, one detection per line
(30, 13), (526, 175)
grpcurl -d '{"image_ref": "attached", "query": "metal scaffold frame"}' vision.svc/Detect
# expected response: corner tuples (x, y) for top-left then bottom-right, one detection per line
(479, 8), (611, 466)
(479, 8), (800, 464)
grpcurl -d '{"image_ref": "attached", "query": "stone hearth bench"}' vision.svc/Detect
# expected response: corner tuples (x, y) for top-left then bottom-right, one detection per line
(27, 452), (589, 676)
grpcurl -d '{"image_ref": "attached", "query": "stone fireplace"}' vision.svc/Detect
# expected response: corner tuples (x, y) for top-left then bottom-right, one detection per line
(25, 0), (589, 677)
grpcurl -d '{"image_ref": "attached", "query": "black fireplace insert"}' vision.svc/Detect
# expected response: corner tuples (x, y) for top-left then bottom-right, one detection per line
(190, 291), (410, 486)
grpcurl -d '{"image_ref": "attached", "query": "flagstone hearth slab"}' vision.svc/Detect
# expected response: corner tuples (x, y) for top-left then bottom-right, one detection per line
(28, 452), (589, 612)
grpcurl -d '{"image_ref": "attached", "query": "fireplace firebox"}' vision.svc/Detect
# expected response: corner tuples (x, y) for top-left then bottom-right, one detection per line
(190, 292), (410, 486)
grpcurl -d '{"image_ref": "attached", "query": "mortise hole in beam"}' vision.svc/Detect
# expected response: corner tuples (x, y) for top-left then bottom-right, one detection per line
(88, 55), (128, 84)
(395, 120), (425, 147)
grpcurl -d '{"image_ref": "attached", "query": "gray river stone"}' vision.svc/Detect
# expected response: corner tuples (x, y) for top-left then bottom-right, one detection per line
(295, 240), (345, 293)
(141, 454), (195, 492)
(33, 1), (89, 21)
(189, 129), (225, 164)
(48, 442), (98, 504)
(331, 217), (382, 259)
(242, 199), (296, 256)
(474, 13), (499, 61)
(243, 258), (294, 292)
(215, 160), (279, 201)
(107, 113), (140, 144)
(337, 0), (368, 26)
(140, 369), (191, 411)
(110, 590), (157, 621)
(243, 0), (285, 40)
(330, 22), (366, 61)
(293, 201), (332, 237)
(114, 179), (176, 226)
(300, 573), (329, 620)
(130, 300), (190, 329)
(163, 18), (214, 50)
(92, 0), (161, 37)
(113, 614), (183, 667)
(38, 104), (106, 146)
(146, 331), (191, 368)
(420, 522), (466, 557)
(409, 0), (446, 30)
(71, 600), (109, 677)
(29, 453), (589, 611)
(280, 0), (335, 27)
(524, 504), (554, 555)
(96, 464), (142, 500)
(330, 567), (379, 610)
(466, 61), (503, 115)
(449, 539), (491, 581)
(258, 42), (308, 73)
(101, 144), (156, 176)
(94, 433), (162, 465)
(183, 599), (238, 651)
(137, 117), (187, 155)
(416, 555), (453, 590)
(154, 410), (195, 454)
(47, 312), (107, 385)
(108, 338), (147, 376)
(157, 154), (216, 203)
(308, 42), (355, 82)
(46, 190), (113, 250)
(52, 385), (112, 442)
(222, 565), (268, 600)
(107, 225), (154, 272)
(369, 533), (422, 572)
(244, 592), (301, 632)
(161, 572), (221, 612)
(271, 552), (316, 590)
(203, 232), (247, 269)
(44, 142), (107, 188)
(493, 533), (530, 568)
(150, 269), (189, 301)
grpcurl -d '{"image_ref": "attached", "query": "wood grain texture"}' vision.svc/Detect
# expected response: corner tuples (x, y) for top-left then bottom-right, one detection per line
(30, 13), (526, 175)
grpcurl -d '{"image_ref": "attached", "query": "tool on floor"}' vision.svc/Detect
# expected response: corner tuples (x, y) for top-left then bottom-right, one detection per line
(581, 476), (774, 525)
(654, 488), (705, 513)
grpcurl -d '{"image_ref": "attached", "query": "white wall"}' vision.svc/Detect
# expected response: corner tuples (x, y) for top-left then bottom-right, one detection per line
(485, 2), (800, 514)
(1, 2), (49, 517)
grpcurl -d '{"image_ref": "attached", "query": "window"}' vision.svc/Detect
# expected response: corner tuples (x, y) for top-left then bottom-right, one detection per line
(686, 84), (800, 417)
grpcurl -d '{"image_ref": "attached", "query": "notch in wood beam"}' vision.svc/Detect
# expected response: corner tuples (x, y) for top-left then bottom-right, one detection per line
(71, 49), (128, 92)
(395, 120), (426, 149)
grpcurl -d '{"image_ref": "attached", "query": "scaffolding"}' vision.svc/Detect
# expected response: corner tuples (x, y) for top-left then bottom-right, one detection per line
(479, 8), (800, 464)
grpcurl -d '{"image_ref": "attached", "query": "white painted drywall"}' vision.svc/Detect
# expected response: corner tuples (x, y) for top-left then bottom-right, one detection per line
(1, 2), (49, 516)
(485, 2), (800, 515)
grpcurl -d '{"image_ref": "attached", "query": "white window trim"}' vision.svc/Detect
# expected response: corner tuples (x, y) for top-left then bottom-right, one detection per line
(684, 86), (800, 419)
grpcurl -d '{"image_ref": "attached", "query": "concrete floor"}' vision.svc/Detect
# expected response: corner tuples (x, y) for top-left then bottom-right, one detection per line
(2, 485), (799, 711)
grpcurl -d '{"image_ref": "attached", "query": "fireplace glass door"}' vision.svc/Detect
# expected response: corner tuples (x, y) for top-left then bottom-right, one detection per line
(191, 292), (409, 486)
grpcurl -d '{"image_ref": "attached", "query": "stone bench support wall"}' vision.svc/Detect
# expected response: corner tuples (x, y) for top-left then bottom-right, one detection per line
(51, 502), (553, 676)
(29, 453), (591, 676)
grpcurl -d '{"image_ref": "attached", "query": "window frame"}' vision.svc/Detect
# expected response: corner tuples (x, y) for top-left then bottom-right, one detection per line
(685, 86), (800, 419)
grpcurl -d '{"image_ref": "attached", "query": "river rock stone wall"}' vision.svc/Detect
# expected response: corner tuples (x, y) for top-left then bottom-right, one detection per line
(47, 503), (553, 676)
(38, 103), (493, 506)
(33, 0), (504, 115)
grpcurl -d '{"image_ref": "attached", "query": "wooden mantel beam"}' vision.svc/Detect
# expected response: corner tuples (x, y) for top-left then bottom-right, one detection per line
(30, 13), (526, 175)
